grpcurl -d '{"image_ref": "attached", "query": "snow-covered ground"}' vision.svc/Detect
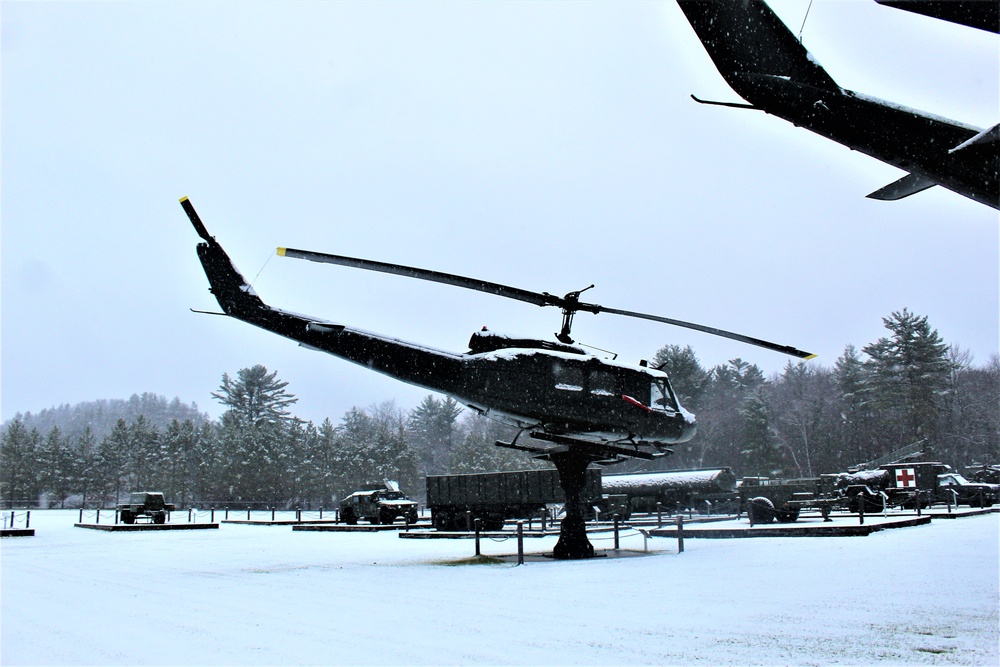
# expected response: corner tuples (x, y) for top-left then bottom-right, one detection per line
(2, 510), (997, 665)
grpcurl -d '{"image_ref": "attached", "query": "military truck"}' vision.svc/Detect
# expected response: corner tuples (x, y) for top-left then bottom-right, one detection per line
(426, 468), (601, 531)
(117, 492), (175, 524)
(339, 481), (419, 525)
(839, 462), (999, 509)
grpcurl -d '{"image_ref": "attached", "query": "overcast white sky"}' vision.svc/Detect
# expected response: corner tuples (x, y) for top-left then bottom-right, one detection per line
(3, 0), (998, 426)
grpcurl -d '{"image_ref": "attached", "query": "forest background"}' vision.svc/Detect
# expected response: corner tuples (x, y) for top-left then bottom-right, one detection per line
(2, 308), (997, 509)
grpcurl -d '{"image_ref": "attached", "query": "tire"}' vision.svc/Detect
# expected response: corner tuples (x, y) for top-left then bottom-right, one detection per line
(748, 497), (775, 524)
(153, 512), (166, 525)
(775, 506), (800, 523)
(379, 509), (395, 525)
(121, 510), (135, 525)
(342, 508), (357, 525)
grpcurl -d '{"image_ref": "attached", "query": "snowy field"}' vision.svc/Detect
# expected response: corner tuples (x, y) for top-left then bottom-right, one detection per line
(2, 510), (997, 666)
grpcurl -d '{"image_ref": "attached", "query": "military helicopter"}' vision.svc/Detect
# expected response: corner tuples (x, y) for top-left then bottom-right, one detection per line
(181, 197), (814, 557)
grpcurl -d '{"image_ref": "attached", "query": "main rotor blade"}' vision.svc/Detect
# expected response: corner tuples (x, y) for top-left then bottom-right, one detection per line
(598, 306), (817, 360)
(277, 246), (815, 359)
(277, 247), (558, 308)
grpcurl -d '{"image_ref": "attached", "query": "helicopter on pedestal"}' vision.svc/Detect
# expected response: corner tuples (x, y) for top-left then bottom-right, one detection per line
(180, 197), (814, 558)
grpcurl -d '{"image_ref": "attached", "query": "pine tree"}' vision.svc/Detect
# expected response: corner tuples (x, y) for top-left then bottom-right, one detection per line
(862, 308), (952, 454)
(97, 419), (131, 503)
(740, 389), (787, 477)
(408, 395), (462, 475)
(74, 427), (98, 508)
(1, 419), (39, 507)
(213, 365), (297, 427)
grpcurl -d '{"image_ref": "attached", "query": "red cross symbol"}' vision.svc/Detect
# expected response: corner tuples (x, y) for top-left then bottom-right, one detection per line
(896, 468), (916, 488)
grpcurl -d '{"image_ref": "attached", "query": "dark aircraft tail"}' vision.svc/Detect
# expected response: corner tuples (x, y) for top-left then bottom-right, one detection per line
(675, 0), (999, 209)
(675, 0), (840, 105)
(179, 197), (269, 321)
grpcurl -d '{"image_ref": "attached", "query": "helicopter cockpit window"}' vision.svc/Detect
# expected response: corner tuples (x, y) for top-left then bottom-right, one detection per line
(553, 362), (584, 392)
(589, 370), (616, 397)
(650, 380), (675, 413)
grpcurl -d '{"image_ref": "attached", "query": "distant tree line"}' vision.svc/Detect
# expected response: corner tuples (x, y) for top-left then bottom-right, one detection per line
(644, 308), (999, 479)
(2, 309), (997, 508)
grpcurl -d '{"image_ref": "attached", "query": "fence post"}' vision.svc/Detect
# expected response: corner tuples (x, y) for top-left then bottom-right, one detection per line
(517, 521), (524, 565)
(613, 516), (620, 550)
(296, 508), (301, 522)
(79, 508), (84, 523)
(96, 508), (101, 524)
(676, 515), (684, 553)
(26, 510), (30, 529)
(211, 509), (215, 523)
(247, 507), (251, 521)
(474, 518), (481, 556)
(271, 508), (276, 522)
(657, 502), (662, 527)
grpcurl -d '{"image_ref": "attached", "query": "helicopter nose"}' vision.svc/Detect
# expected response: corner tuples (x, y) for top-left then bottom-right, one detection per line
(676, 414), (697, 444)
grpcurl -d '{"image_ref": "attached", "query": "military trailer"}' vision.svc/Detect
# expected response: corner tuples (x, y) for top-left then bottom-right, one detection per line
(117, 492), (176, 524)
(739, 475), (844, 523)
(601, 468), (738, 519)
(339, 481), (419, 525)
(426, 468), (601, 531)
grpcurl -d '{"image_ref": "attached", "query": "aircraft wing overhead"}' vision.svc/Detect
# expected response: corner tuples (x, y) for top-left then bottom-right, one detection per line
(675, 0), (840, 102)
(676, 0), (999, 210)
(875, 0), (999, 34)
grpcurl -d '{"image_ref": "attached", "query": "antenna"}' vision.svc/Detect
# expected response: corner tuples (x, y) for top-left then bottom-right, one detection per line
(798, 0), (815, 42)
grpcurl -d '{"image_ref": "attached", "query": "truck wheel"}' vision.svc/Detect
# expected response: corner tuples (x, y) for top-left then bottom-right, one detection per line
(748, 497), (775, 524)
(121, 510), (135, 525)
(379, 509), (395, 525)
(153, 512), (166, 524)
(342, 509), (357, 525)
(775, 506), (800, 523)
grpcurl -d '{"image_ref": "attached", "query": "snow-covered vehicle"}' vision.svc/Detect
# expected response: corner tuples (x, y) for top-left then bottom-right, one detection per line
(117, 492), (175, 524)
(936, 471), (997, 508)
(841, 462), (998, 509)
(602, 468), (739, 519)
(739, 475), (843, 523)
(426, 468), (600, 531)
(339, 481), (418, 525)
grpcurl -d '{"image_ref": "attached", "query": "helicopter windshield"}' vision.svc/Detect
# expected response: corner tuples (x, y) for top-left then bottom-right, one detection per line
(650, 380), (676, 413)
